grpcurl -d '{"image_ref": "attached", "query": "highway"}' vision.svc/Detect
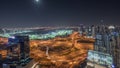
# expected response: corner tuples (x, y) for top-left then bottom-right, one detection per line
(30, 32), (94, 68)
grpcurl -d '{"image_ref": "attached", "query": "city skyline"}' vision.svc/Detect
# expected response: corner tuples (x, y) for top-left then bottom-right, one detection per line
(0, 0), (120, 27)
(0, 25), (120, 68)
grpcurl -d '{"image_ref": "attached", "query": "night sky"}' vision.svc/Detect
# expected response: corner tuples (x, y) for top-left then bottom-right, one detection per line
(0, 0), (120, 27)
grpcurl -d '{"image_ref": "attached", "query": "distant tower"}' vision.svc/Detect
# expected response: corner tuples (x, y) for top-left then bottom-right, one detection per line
(2, 29), (6, 34)
(79, 24), (84, 35)
(91, 25), (95, 38)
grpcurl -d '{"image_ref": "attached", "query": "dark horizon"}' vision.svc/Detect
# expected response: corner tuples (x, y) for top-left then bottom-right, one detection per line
(0, 0), (120, 28)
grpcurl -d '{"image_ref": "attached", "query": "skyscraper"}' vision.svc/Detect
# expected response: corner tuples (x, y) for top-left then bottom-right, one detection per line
(7, 36), (30, 60)
(3, 36), (33, 68)
(93, 25), (120, 68)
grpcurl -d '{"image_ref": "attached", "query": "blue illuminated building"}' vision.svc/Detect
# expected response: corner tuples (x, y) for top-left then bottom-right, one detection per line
(93, 25), (120, 68)
(3, 36), (33, 68)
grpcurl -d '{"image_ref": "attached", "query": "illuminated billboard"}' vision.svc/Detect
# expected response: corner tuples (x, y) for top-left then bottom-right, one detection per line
(87, 50), (113, 66)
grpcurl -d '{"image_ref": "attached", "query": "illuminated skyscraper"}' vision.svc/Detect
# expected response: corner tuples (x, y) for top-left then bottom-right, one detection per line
(7, 36), (30, 60)
(86, 25), (95, 38)
(93, 25), (120, 68)
(3, 36), (33, 68)
(109, 32), (120, 68)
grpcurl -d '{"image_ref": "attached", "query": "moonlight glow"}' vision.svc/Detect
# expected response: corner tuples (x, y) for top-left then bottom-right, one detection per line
(35, 0), (39, 2)
(34, 0), (41, 7)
